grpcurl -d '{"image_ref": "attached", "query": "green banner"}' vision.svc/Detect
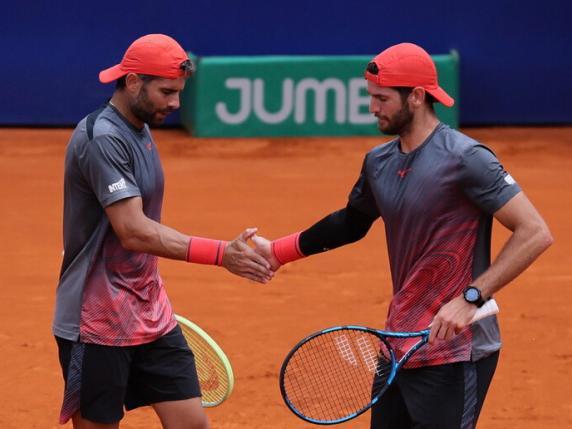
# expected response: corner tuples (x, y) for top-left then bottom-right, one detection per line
(181, 53), (459, 137)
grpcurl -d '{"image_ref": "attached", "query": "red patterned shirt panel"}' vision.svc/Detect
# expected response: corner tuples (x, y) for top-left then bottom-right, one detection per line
(385, 218), (479, 367)
(79, 233), (176, 346)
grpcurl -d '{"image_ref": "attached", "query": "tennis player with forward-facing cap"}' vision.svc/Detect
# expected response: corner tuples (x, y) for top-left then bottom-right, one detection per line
(253, 43), (552, 428)
(53, 34), (273, 429)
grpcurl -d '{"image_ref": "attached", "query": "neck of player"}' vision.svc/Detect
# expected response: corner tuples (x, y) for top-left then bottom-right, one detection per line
(399, 111), (440, 153)
(109, 93), (145, 130)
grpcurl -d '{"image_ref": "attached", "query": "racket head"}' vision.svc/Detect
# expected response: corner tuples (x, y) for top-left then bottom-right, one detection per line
(175, 314), (234, 407)
(279, 326), (397, 425)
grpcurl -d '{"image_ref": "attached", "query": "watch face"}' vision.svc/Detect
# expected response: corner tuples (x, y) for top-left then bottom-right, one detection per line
(465, 288), (480, 302)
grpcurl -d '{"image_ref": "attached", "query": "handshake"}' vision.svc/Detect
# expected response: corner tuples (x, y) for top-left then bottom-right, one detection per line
(220, 227), (283, 284)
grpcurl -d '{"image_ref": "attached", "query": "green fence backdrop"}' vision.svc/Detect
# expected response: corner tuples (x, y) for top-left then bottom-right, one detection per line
(181, 52), (459, 137)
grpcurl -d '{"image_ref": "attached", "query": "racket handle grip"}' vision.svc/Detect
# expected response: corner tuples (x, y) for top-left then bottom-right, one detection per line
(471, 298), (499, 323)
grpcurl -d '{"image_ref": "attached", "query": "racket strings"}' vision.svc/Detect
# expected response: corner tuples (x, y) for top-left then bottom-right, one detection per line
(179, 324), (230, 405)
(282, 329), (393, 422)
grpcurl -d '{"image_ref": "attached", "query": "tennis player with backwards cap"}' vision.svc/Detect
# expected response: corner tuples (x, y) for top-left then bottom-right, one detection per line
(52, 34), (273, 429)
(253, 43), (552, 428)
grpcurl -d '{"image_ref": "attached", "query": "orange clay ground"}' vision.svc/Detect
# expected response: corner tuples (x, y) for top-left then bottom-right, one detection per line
(0, 127), (571, 429)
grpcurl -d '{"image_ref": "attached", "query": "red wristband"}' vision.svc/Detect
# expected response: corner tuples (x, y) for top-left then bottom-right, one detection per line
(271, 232), (305, 265)
(186, 237), (228, 266)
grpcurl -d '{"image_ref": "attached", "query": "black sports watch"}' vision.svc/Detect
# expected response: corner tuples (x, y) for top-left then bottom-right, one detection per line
(463, 286), (486, 308)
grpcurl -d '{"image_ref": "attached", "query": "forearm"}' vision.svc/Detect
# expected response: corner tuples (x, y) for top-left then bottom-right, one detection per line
(106, 197), (271, 282)
(472, 219), (553, 298)
(299, 204), (376, 255)
(267, 204), (377, 267)
(122, 218), (230, 265)
(106, 197), (225, 263)
(120, 216), (190, 260)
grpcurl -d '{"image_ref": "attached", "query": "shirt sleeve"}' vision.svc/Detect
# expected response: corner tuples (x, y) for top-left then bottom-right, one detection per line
(459, 144), (521, 214)
(75, 134), (141, 208)
(348, 153), (380, 218)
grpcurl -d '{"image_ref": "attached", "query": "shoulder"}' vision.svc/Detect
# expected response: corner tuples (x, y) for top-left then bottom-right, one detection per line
(364, 138), (399, 167)
(91, 106), (129, 143)
(72, 106), (131, 154)
(429, 124), (499, 168)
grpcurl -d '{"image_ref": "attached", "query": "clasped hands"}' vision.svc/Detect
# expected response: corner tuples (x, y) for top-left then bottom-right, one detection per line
(220, 228), (280, 283)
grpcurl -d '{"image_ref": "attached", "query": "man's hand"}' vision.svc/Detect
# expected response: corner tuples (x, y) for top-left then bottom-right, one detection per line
(428, 295), (477, 344)
(221, 228), (274, 283)
(251, 234), (282, 271)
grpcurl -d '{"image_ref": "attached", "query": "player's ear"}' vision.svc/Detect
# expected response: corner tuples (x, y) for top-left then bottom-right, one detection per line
(410, 87), (427, 107)
(124, 73), (143, 94)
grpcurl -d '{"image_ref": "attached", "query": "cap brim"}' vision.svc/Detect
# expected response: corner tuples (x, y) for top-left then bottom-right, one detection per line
(99, 64), (126, 84)
(428, 86), (455, 107)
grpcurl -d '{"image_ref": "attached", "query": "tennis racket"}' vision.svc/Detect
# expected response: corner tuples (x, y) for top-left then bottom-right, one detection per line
(279, 299), (499, 425)
(175, 314), (234, 407)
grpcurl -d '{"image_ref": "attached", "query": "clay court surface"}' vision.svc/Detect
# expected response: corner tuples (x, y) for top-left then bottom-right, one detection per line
(0, 127), (571, 428)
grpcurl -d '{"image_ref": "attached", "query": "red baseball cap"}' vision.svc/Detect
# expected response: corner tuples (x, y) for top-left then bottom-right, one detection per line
(99, 34), (192, 83)
(364, 43), (454, 107)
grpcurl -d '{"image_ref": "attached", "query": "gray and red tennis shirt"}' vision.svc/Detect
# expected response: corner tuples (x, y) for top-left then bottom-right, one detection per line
(349, 123), (521, 367)
(52, 104), (176, 346)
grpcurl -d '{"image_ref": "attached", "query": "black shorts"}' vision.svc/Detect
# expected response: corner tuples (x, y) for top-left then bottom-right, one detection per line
(370, 351), (499, 429)
(56, 325), (201, 424)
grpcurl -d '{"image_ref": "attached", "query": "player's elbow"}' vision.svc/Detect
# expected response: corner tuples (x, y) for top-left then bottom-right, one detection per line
(526, 218), (553, 256)
(536, 223), (554, 253)
(346, 226), (370, 243)
(119, 235), (143, 252)
(115, 223), (156, 253)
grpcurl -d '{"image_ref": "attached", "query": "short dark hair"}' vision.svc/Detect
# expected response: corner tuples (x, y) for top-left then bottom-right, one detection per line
(115, 74), (157, 90)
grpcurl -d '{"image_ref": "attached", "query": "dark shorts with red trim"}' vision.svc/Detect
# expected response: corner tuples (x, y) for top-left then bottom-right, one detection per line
(370, 351), (499, 429)
(55, 325), (201, 424)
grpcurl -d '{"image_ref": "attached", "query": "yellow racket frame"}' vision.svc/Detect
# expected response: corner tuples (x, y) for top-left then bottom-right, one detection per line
(175, 314), (234, 407)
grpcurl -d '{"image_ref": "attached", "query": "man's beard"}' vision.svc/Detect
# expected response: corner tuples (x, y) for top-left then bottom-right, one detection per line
(377, 102), (414, 135)
(130, 86), (172, 127)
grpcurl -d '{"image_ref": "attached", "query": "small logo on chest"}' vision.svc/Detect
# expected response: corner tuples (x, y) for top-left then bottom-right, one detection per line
(146, 143), (153, 151)
(397, 168), (412, 179)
